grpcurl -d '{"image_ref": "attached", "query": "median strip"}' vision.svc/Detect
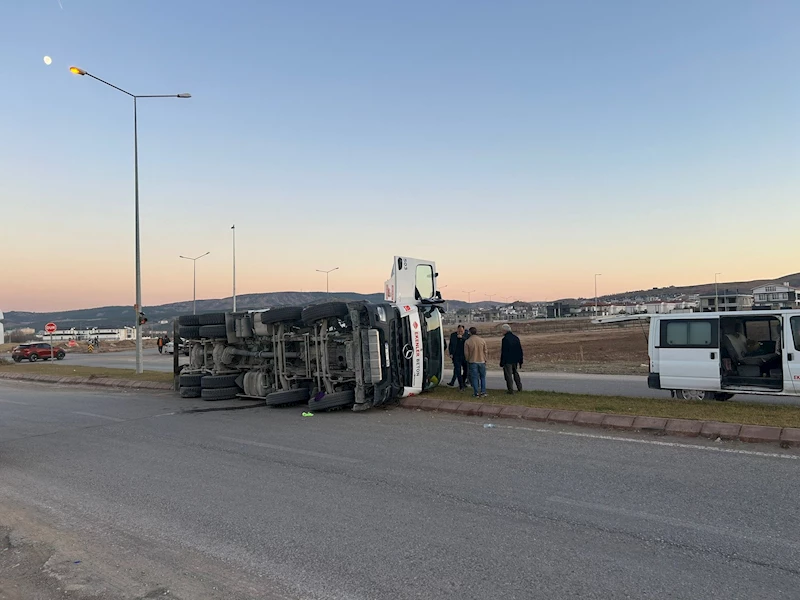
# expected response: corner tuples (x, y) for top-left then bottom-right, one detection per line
(401, 388), (800, 448)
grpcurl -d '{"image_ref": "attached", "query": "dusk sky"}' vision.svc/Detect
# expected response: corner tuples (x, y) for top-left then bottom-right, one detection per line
(1, 1), (798, 312)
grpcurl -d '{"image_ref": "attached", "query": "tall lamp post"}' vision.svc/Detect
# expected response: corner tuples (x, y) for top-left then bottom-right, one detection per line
(316, 267), (339, 296)
(463, 289), (476, 322)
(69, 66), (190, 374)
(231, 225), (237, 311)
(594, 273), (602, 319)
(179, 252), (210, 315)
(715, 272), (721, 312)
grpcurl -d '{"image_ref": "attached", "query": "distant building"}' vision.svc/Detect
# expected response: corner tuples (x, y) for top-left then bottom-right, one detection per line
(699, 290), (754, 312)
(752, 283), (800, 310)
(42, 327), (137, 342)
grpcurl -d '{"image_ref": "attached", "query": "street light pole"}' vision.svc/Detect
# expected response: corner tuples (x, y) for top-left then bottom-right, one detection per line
(316, 267), (339, 296)
(715, 272), (721, 312)
(179, 252), (210, 315)
(69, 66), (190, 374)
(594, 273), (602, 319)
(231, 225), (237, 312)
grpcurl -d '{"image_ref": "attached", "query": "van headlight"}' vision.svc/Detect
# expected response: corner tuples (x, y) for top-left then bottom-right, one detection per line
(376, 306), (387, 322)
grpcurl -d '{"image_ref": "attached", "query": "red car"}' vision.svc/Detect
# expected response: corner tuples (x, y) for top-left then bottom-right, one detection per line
(12, 343), (66, 362)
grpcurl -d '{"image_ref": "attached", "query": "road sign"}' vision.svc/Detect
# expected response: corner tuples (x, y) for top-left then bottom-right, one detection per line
(45, 322), (57, 334)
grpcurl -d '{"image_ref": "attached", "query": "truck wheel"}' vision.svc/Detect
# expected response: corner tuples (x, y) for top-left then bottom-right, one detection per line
(201, 386), (240, 401)
(199, 324), (227, 339)
(714, 393), (734, 401)
(678, 389), (708, 401)
(308, 390), (355, 411)
(180, 386), (201, 398)
(266, 388), (310, 406)
(301, 302), (349, 326)
(261, 306), (304, 325)
(198, 312), (227, 326)
(178, 315), (201, 326)
(179, 325), (201, 339)
(179, 373), (204, 387)
(202, 374), (239, 389)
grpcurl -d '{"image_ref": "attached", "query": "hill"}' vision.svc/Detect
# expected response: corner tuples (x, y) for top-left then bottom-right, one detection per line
(3, 292), (497, 331)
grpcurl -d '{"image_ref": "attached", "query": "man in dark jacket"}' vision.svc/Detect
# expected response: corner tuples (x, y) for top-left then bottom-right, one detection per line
(500, 324), (523, 393)
(447, 325), (470, 390)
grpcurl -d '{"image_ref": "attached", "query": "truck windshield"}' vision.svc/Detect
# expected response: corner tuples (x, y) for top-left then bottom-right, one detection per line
(422, 307), (444, 389)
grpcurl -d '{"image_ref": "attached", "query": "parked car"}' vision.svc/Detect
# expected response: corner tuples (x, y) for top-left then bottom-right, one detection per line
(12, 343), (66, 362)
(164, 339), (189, 356)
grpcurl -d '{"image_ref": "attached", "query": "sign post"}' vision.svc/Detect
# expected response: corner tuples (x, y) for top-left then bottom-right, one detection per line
(44, 322), (57, 360)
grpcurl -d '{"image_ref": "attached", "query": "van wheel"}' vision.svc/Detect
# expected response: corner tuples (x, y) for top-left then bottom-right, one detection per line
(714, 393), (734, 401)
(678, 389), (708, 401)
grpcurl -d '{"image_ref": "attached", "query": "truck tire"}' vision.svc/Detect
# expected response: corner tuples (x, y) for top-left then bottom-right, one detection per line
(301, 302), (349, 326)
(266, 388), (310, 406)
(308, 389), (355, 411)
(199, 324), (227, 339)
(201, 386), (240, 401)
(179, 373), (204, 387)
(179, 325), (201, 339)
(178, 315), (201, 326)
(202, 374), (240, 389)
(179, 386), (201, 398)
(261, 306), (304, 325)
(198, 312), (227, 326)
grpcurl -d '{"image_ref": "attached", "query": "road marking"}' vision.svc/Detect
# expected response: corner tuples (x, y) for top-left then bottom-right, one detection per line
(547, 496), (800, 550)
(0, 398), (29, 405)
(448, 420), (800, 461)
(217, 436), (362, 464)
(72, 411), (125, 422)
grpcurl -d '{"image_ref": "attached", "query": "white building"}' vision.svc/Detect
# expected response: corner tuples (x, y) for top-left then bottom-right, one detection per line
(43, 327), (136, 342)
(752, 282), (800, 310)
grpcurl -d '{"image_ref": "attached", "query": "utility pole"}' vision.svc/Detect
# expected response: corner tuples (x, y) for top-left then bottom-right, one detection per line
(316, 267), (339, 297)
(594, 274), (602, 319)
(715, 273), (721, 312)
(232, 225), (237, 312)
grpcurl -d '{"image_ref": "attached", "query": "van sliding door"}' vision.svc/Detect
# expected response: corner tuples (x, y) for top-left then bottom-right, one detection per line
(658, 318), (720, 392)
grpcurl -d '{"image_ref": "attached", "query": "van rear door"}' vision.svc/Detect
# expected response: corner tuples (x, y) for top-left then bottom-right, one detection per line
(657, 317), (721, 393)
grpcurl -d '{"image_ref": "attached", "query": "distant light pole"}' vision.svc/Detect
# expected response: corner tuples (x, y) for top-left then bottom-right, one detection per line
(231, 225), (237, 311)
(69, 66), (190, 374)
(463, 289), (476, 322)
(179, 252), (210, 315)
(715, 273), (721, 312)
(487, 293), (496, 303)
(316, 267), (339, 296)
(594, 274), (602, 319)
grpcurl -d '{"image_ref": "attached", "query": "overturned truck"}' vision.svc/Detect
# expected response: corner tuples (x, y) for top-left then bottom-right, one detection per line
(176, 257), (446, 412)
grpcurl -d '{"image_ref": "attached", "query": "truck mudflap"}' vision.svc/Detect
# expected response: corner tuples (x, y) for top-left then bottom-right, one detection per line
(647, 373), (661, 389)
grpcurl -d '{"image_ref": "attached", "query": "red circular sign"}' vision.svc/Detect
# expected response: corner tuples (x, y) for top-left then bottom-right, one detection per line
(45, 322), (57, 334)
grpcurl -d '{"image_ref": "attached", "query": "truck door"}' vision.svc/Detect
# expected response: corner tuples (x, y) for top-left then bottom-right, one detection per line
(385, 257), (438, 306)
(657, 317), (721, 394)
(785, 315), (800, 394)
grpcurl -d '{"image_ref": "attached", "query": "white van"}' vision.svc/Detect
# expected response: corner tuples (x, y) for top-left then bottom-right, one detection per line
(647, 310), (800, 401)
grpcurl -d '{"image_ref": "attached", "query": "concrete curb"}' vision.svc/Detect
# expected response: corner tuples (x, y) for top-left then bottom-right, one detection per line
(399, 397), (800, 448)
(0, 371), (173, 391)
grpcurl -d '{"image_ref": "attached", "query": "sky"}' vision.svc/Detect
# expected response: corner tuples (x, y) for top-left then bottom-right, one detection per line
(1, 0), (798, 312)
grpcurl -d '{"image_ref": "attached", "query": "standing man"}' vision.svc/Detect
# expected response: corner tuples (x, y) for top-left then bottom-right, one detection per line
(157, 336), (164, 354)
(447, 325), (470, 390)
(463, 327), (488, 397)
(500, 323), (523, 394)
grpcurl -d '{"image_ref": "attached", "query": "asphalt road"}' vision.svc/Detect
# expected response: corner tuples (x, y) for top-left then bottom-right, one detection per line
(2, 381), (799, 599)
(19, 349), (796, 405)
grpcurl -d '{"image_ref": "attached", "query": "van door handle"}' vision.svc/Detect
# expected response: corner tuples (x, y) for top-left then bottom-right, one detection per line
(710, 352), (716, 359)
(789, 353), (794, 362)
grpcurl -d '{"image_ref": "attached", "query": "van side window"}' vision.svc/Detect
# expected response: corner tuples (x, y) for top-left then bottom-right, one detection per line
(661, 320), (715, 348)
(791, 317), (800, 350)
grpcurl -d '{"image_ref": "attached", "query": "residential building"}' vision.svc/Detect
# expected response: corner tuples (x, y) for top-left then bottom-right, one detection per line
(699, 290), (754, 312)
(41, 327), (137, 342)
(752, 282), (800, 310)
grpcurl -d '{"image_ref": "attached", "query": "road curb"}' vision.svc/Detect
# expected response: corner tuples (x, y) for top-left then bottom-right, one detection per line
(0, 371), (173, 391)
(398, 397), (800, 448)
(181, 401), (266, 413)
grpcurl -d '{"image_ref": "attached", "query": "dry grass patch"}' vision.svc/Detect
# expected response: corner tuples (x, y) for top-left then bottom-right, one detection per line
(0, 363), (173, 383)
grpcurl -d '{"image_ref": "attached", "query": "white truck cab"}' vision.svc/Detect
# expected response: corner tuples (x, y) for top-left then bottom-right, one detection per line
(647, 309), (800, 400)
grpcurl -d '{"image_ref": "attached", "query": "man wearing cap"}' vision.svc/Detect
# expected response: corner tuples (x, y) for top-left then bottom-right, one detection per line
(500, 323), (523, 394)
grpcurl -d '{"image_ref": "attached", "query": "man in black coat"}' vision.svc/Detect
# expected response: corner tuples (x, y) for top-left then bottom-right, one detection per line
(500, 324), (523, 393)
(447, 324), (470, 390)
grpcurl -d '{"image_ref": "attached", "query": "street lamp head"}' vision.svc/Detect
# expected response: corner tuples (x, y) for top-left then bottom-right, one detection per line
(69, 66), (86, 75)
(177, 93), (192, 98)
